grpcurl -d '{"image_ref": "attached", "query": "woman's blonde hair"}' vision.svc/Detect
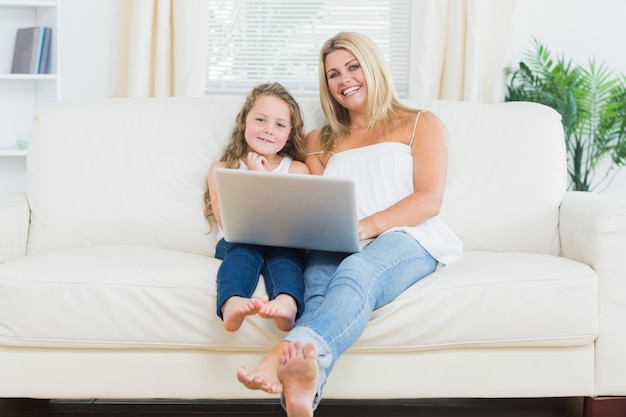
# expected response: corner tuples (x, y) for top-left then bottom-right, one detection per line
(317, 32), (416, 151)
(203, 82), (306, 224)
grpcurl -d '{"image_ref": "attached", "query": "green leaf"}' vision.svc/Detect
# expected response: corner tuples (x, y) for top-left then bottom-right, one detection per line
(505, 39), (626, 191)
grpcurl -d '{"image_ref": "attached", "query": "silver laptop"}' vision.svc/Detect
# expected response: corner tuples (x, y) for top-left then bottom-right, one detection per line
(214, 168), (368, 253)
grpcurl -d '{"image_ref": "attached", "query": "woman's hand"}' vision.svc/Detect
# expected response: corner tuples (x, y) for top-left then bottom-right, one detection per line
(357, 216), (380, 241)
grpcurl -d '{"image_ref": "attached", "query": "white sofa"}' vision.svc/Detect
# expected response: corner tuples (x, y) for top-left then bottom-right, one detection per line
(1, 97), (625, 415)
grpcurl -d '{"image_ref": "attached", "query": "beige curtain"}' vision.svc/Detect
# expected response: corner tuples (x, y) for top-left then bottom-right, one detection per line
(409, 0), (518, 103)
(113, 0), (210, 97)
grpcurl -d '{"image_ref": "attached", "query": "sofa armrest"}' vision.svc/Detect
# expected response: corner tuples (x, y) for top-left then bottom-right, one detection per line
(560, 191), (626, 396)
(0, 193), (29, 263)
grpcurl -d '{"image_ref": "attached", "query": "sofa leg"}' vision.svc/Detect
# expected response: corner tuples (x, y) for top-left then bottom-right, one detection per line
(584, 396), (626, 417)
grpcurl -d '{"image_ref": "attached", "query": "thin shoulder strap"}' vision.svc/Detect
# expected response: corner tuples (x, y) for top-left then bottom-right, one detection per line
(305, 150), (336, 157)
(408, 111), (424, 148)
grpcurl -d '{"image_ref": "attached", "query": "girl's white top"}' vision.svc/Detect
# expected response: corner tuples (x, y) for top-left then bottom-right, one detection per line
(239, 156), (292, 173)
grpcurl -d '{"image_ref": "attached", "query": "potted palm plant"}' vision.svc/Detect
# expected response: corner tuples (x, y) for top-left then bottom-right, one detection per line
(505, 39), (626, 192)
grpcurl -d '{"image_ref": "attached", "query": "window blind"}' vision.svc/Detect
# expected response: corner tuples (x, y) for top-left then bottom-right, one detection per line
(206, 0), (410, 96)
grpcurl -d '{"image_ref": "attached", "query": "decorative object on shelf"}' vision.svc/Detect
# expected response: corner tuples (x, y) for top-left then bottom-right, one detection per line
(505, 38), (626, 192)
(10, 26), (53, 74)
(16, 134), (29, 150)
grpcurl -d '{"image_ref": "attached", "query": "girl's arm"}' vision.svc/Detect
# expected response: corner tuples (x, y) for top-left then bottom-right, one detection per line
(207, 161), (228, 229)
(358, 111), (448, 240)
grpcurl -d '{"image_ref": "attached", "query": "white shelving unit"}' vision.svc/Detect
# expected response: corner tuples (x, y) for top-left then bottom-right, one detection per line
(0, 0), (59, 193)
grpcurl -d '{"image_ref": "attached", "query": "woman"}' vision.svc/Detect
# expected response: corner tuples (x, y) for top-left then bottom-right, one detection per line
(237, 32), (463, 417)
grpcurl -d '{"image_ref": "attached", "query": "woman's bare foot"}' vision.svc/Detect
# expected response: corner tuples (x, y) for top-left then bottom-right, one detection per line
(237, 341), (289, 394)
(258, 294), (298, 331)
(222, 295), (268, 332)
(278, 341), (318, 417)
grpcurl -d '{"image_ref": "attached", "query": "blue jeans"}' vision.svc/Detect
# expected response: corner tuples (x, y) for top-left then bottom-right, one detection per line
(214, 239), (305, 320)
(283, 231), (437, 410)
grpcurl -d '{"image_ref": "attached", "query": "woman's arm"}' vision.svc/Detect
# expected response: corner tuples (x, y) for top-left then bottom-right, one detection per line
(358, 111), (448, 240)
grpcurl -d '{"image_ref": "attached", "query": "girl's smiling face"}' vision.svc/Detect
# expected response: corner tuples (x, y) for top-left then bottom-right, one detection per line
(244, 95), (292, 158)
(324, 48), (367, 111)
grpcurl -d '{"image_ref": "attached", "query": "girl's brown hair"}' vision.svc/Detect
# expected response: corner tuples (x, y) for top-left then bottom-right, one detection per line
(203, 82), (306, 224)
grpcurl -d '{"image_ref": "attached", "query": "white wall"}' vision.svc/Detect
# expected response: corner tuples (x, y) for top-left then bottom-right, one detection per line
(32, 0), (626, 200)
(59, 0), (117, 101)
(510, 0), (626, 200)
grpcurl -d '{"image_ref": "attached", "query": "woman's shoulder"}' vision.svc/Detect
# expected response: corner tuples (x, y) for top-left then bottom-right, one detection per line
(304, 128), (326, 158)
(412, 109), (443, 131)
(393, 106), (441, 130)
(396, 105), (437, 121)
(305, 128), (323, 146)
(415, 109), (440, 123)
(303, 128), (329, 174)
(409, 109), (447, 150)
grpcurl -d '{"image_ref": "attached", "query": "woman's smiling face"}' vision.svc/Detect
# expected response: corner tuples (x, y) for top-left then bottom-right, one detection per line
(324, 48), (367, 111)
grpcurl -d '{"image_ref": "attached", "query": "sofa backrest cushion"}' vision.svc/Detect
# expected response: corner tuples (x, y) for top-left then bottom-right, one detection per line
(27, 98), (237, 256)
(419, 100), (566, 255)
(26, 97), (565, 256)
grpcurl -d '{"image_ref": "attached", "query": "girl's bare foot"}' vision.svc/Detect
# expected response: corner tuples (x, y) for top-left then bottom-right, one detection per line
(237, 341), (288, 394)
(222, 295), (268, 332)
(258, 294), (298, 331)
(278, 341), (318, 417)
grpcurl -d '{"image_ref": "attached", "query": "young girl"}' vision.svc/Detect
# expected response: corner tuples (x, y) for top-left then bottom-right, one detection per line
(204, 82), (310, 332)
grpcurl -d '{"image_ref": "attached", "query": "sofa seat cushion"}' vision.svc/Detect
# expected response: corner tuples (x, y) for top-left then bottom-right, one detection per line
(357, 251), (598, 351)
(0, 248), (597, 351)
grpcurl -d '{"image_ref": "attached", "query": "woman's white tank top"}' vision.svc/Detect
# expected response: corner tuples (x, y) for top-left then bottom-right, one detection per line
(323, 140), (462, 265)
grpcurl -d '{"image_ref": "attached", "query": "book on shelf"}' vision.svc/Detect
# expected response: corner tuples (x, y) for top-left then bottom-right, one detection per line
(10, 26), (53, 74)
(38, 27), (53, 74)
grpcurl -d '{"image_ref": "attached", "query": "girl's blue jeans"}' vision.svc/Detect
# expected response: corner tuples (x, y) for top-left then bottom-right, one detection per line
(214, 238), (305, 320)
(282, 231), (437, 410)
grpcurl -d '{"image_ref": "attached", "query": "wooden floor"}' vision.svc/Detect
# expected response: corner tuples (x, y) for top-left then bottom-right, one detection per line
(0, 397), (584, 417)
